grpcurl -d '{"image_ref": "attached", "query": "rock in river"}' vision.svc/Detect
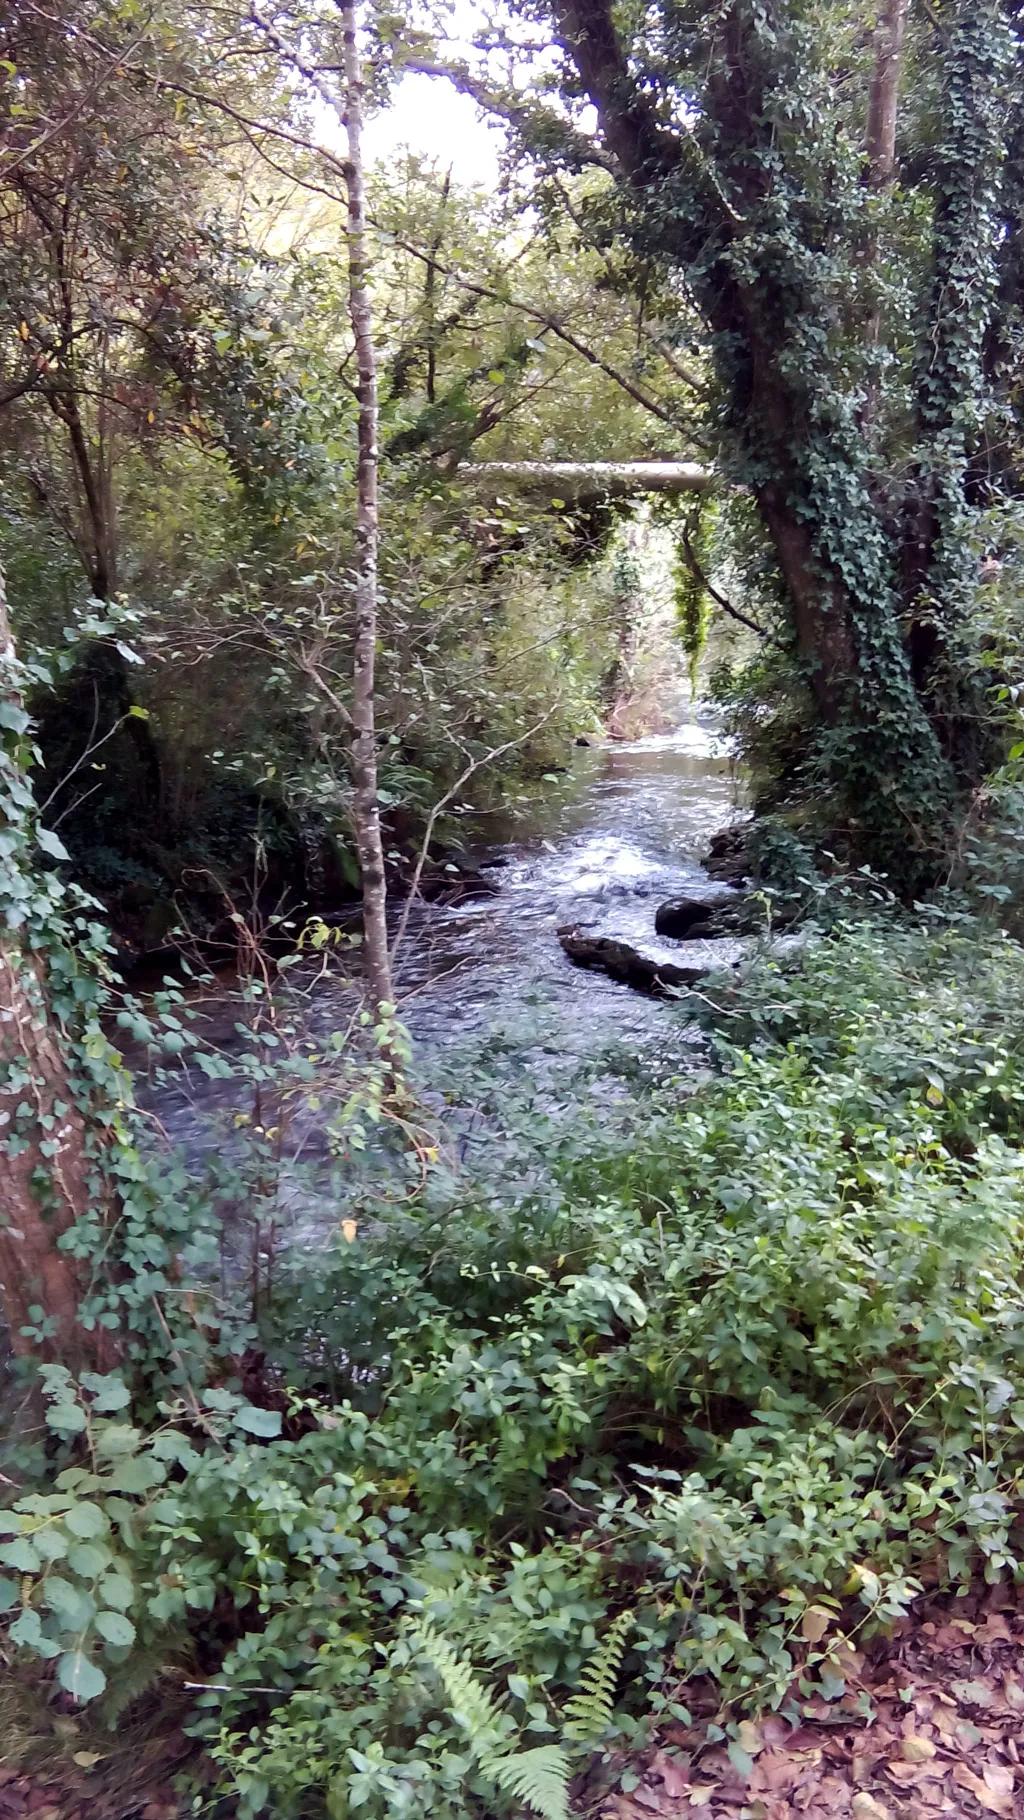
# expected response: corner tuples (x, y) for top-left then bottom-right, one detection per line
(654, 894), (729, 939)
(558, 925), (713, 994)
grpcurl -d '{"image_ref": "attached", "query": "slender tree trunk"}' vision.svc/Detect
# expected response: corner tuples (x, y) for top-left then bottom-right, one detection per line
(866, 0), (909, 188)
(341, 0), (394, 1020)
(0, 572), (114, 1364)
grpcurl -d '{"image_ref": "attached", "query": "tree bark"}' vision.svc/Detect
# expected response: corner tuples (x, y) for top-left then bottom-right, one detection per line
(340, 0), (394, 1021)
(866, 0), (910, 188)
(0, 573), (113, 1363)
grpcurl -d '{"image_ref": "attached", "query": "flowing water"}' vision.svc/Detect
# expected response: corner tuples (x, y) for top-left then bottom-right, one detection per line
(386, 719), (744, 1056)
(140, 718), (744, 1237)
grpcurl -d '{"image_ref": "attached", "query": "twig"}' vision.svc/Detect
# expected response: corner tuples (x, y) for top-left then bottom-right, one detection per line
(390, 707), (558, 964)
(680, 526), (773, 642)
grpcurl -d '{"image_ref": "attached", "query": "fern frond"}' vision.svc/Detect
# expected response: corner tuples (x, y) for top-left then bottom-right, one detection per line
(562, 1611), (634, 1743)
(408, 1617), (501, 1742)
(483, 1746), (571, 1820)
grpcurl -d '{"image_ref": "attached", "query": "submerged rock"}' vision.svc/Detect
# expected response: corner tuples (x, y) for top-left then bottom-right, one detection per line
(702, 825), (749, 885)
(558, 925), (712, 994)
(655, 888), (747, 940)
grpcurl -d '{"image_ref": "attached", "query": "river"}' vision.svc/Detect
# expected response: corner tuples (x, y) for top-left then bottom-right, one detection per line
(387, 718), (743, 1053)
(138, 718), (744, 1251)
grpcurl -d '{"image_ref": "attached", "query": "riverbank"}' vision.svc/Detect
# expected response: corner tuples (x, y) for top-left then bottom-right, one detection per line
(6, 905), (1024, 1820)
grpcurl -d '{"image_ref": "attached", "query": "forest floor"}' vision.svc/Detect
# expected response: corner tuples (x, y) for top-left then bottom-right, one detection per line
(4, 1583), (1023, 1820)
(608, 1587), (1024, 1820)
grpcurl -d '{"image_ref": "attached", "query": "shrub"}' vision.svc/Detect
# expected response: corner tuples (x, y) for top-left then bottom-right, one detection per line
(5, 913), (1024, 1818)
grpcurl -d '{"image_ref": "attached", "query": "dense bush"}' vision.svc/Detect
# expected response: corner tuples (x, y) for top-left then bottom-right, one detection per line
(4, 912), (1024, 1816)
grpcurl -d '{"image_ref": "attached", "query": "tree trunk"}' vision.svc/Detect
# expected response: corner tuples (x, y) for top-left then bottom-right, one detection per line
(866, 0), (910, 188)
(0, 573), (114, 1364)
(341, 0), (394, 1021)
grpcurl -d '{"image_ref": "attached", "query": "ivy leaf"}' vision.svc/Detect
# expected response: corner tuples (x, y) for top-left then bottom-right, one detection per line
(35, 827), (72, 863)
(0, 1576), (19, 1612)
(57, 1650), (107, 1702)
(234, 1405), (283, 1438)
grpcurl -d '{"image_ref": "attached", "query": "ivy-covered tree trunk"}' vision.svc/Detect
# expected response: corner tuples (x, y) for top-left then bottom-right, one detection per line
(0, 573), (115, 1365)
(545, 0), (1015, 877)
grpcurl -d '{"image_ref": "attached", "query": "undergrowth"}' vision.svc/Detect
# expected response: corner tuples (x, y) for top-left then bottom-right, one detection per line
(4, 911), (1024, 1818)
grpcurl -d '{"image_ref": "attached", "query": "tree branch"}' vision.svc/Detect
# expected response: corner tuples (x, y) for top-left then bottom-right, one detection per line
(679, 526), (772, 642)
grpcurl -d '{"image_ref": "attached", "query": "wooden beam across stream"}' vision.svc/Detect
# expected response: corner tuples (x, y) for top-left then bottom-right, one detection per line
(456, 460), (713, 505)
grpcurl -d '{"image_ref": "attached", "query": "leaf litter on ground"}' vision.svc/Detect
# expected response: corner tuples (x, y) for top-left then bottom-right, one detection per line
(600, 1586), (1024, 1820)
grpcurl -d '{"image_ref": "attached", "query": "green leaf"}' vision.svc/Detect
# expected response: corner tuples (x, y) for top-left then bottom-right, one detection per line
(36, 827), (72, 863)
(57, 1650), (107, 1702)
(727, 1741), (755, 1777)
(201, 1387), (240, 1414)
(67, 1542), (113, 1578)
(104, 1456), (165, 1494)
(97, 1571), (133, 1610)
(95, 1610), (136, 1647)
(0, 1537), (41, 1573)
(44, 1578), (96, 1631)
(65, 1503), (110, 1539)
(10, 1607), (60, 1657)
(45, 1401), (86, 1435)
(34, 1526), (69, 1562)
(80, 1373), (132, 1412)
(234, 1405), (283, 1438)
(0, 1576), (19, 1612)
(95, 1425), (142, 1459)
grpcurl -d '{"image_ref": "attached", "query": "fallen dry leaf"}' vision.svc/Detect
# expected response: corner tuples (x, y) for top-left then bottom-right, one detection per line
(951, 1763), (1012, 1815)
(901, 1736), (937, 1763)
(977, 1615), (1013, 1644)
(738, 1719), (763, 1757)
(631, 1786), (662, 1811)
(886, 1762), (936, 1788)
(801, 1607), (834, 1644)
(851, 1795), (890, 1820)
(982, 1762), (1014, 1802)
(688, 1790), (715, 1809)
(650, 1752), (691, 1800)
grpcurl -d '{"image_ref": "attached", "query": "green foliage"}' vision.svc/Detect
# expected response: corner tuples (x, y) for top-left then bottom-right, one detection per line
(671, 507), (713, 696)
(8, 906), (1024, 1820)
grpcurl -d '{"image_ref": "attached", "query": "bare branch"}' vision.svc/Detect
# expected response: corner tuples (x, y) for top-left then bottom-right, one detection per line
(391, 706), (558, 965)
